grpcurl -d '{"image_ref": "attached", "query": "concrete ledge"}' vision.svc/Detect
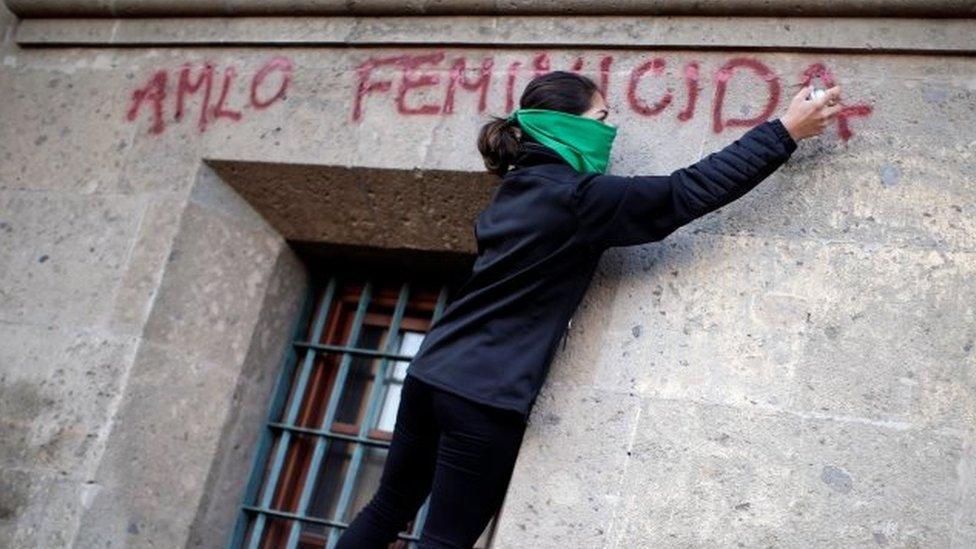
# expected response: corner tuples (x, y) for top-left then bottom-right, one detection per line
(14, 15), (976, 54)
(204, 159), (495, 255)
(4, 0), (976, 18)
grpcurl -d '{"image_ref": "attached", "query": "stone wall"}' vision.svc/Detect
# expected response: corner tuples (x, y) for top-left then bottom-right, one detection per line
(0, 2), (973, 547)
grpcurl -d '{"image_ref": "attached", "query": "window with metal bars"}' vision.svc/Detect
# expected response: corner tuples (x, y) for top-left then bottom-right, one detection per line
(231, 272), (500, 548)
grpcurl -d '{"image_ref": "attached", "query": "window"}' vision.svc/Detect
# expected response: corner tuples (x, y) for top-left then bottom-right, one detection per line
(232, 271), (501, 548)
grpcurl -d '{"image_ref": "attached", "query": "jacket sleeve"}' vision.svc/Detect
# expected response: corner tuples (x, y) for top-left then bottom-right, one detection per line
(571, 117), (798, 249)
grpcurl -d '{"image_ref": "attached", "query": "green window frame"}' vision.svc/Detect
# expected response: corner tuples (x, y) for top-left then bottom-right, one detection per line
(231, 271), (501, 548)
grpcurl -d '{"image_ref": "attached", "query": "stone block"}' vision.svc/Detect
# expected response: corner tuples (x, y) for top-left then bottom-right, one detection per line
(611, 397), (969, 548)
(0, 189), (145, 327)
(75, 189), (294, 545)
(493, 382), (641, 548)
(0, 468), (92, 548)
(0, 67), (136, 193)
(141, 200), (284, 367)
(186, 246), (309, 548)
(0, 323), (137, 478)
(73, 339), (235, 547)
(108, 190), (191, 335)
(554, 232), (975, 436)
(690, 55), (976, 252)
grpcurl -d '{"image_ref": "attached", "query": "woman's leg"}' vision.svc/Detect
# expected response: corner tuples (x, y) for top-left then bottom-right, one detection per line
(417, 387), (528, 548)
(335, 374), (442, 548)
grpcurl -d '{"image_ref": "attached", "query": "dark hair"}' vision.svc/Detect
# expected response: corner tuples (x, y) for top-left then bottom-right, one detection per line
(477, 70), (600, 177)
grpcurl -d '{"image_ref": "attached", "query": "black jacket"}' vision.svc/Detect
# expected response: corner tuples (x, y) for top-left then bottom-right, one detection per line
(405, 118), (798, 419)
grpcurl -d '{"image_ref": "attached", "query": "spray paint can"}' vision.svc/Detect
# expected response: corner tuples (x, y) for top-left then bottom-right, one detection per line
(807, 75), (827, 103)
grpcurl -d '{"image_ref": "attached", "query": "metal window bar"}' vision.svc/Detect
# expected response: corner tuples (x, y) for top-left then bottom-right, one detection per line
(229, 280), (322, 549)
(286, 281), (410, 548)
(402, 283), (449, 542)
(237, 277), (340, 549)
(278, 278), (374, 548)
(233, 275), (454, 549)
(329, 284), (410, 546)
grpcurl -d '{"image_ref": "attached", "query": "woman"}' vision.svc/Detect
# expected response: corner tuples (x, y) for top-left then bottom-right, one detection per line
(337, 70), (842, 548)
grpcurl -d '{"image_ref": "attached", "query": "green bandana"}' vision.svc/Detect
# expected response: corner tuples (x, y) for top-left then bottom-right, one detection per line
(507, 108), (617, 174)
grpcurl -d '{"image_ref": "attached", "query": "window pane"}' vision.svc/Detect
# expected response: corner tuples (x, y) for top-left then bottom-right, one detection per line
(375, 330), (425, 433)
(236, 275), (508, 549)
(334, 325), (385, 427)
(341, 445), (389, 522)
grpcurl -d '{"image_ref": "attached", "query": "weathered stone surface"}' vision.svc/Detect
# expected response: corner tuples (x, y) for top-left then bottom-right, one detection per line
(74, 193), (295, 546)
(0, 67), (137, 193)
(107, 190), (191, 335)
(72, 339), (236, 547)
(0, 468), (92, 548)
(0, 0), (15, 43)
(0, 324), (137, 477)
(493, 381), (642, 548)
(553, 232), (976, 434)
(140, 200), (284, 367)
(609, 397), (971, 548)
(206, 160), (495, 254)
(6, 0), (976, 18)
(186, 244), (308, 549)
(954, 438), (976, 548)
(0, 190), (145, 327)
(0, 13), (973, 549)
(12, 16), (976, 59)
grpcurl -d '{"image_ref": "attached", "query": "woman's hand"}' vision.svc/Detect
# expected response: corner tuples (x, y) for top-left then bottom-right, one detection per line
(779, 84), (843, 142)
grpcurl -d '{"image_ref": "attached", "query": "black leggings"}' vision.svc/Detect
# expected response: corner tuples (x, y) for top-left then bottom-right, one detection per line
(335, 373), (528, 548)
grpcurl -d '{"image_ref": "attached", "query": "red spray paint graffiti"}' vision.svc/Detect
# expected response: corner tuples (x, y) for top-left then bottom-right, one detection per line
(125, 55), (293, 135)
(712, 57), (781, 134)
(627, 57), (672, 117)
(351, 51), (872, 142)
(799, 62), (873, 142)
(124, 51), (872, 142)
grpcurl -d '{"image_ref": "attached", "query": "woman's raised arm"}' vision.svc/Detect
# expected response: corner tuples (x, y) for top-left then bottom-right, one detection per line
(572, 85), (843, 249)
